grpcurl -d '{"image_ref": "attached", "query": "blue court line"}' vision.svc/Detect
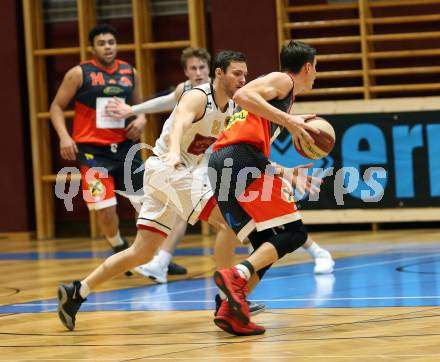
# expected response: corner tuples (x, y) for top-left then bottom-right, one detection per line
(0, 247), (250, 261)
(2, 250), (440, 313)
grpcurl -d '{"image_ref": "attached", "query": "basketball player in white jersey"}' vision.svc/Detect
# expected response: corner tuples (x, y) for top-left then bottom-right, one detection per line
(107, 47), (211, 280)
(57, 50), (248, 331)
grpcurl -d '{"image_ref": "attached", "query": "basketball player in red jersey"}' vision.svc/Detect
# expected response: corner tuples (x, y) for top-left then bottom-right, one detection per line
(107, 47), (334, 283)
(50, 24), (146, 261)
(208, 40), (321, 335)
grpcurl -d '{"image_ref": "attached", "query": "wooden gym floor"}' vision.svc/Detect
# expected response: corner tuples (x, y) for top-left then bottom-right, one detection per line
(1, 228), (440, 361)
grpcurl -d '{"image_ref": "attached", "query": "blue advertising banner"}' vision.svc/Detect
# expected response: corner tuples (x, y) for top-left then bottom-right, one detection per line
(270, 111), (440, 209)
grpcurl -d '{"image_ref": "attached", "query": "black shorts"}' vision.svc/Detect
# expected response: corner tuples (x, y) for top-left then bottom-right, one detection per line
(76, 140), (144, 208)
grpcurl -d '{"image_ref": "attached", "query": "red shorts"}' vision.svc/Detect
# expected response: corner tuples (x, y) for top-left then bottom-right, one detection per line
(76, 141), (144, 210)
(80, 165), (117, 210)
(209, 143), (301, 241)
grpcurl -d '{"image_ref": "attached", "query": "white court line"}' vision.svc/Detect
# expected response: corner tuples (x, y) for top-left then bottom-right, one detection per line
(7, 252), (440, 308)
(114, 251), (440, 304)
(10, 295), (440, 307)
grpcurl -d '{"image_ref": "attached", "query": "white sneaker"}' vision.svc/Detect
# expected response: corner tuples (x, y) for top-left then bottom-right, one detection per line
(134, 259), (168, 283)
(313, 250), (335, 274)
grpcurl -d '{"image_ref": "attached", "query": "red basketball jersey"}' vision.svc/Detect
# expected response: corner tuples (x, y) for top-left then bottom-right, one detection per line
(213, 86), (294, 157)
(73, 59), (135, 145)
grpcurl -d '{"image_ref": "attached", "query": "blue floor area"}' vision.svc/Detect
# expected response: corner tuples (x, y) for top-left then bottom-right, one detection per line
(2, 248), (440, 314)
(0, 247), (250, 261)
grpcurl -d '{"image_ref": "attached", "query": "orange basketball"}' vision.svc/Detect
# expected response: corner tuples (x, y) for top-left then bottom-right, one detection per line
(293, 116), (335, 160)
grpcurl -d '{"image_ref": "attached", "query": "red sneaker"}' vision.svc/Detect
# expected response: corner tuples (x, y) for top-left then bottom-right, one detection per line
(214, 300), (265, 336)
(214, 267), (250, 323)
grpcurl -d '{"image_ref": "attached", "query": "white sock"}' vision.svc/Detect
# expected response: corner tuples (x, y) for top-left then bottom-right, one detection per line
(79, 281), (90, 299)
(219, 290), (227, 300)
(106, 231), (124, 247)
(304, 241), (323, 259)
(157, 250), (173, 268)
(235, 263), (251, 280)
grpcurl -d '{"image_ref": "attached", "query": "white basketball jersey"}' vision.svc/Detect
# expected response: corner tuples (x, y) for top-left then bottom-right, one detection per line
(153, 83), (234, 167)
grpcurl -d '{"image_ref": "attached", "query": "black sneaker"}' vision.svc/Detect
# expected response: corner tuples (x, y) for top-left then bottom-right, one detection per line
(214, 294), (223, 316)
(214, 294), (266, 316)
(167, 261), (187, 275)
(248, 301), (266, 316)
(57, 280), (86, 331)
(112, 239), (133, 276)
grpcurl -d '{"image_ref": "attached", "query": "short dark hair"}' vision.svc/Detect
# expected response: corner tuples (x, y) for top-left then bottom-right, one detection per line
(88, 24), (118, 46)
(180, 47), (211, 69)
(212, 50), (247, 76)
(280, 40), (316, 73)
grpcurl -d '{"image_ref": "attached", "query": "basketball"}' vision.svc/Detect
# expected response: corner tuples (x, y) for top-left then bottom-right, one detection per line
(293, 116), (335, 160)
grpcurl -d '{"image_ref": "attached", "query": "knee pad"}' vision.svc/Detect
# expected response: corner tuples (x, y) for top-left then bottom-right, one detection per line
(268, 220), (308, 259)
(248, 228), (276, 252)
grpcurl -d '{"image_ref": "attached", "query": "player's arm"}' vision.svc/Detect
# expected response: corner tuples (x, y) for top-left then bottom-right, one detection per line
(131, 87), (178, 115)
(160, 90), (206, 167)
(49, 66), (82, 160)
(125, 68), (147, 141)
(233, 72), (317, 143)
(106, 81), (183, 119)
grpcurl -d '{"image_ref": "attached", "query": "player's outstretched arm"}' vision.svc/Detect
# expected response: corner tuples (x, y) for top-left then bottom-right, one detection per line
(106, 81), (184, 119)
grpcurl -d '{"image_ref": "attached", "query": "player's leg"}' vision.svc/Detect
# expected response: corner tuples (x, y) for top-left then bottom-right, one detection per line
(57, 228), (165, 331)
(161, 217), (188, 275)
(208, 207), (266, 317)
(204, 203), (265, 335)
(80, 164), (130, 254)
(206, 145), (268, 335)
(135, 216), (188, 283)
(122, 148), (188, 279)
(215, 220), (307, 324)
(57, 175), (175, 331)
(209, 145), (306, 328)
(95, 206), (126, 249)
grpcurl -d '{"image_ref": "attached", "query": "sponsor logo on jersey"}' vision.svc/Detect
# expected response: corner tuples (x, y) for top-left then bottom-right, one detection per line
(119, 76), (133, 87)
(88, 180), (104, 197)
(281, 186), (295, 203)
(84, 153), (97, 167)
(187, 133), (217, 155)
(119, 68), (133, 75)
(226, 109), (248, 130)
(103, 86), (124, 95)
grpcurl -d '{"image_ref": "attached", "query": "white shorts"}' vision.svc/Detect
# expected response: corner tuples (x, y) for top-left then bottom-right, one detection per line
(136, 157), (213, 237)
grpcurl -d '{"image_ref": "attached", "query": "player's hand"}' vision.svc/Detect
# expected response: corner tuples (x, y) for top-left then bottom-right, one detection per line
(105, 97), (134, 119)
(160, 151), (184, 169)
(126, 116), (147, 141)
(59, 135), (78, 161)
(286, 114), (319, 145)
(285, 163), (322, 195)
